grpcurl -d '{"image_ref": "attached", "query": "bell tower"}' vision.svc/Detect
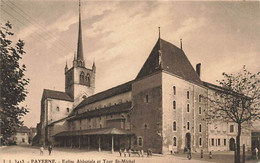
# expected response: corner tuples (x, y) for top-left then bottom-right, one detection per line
(65, 0), (96, 103)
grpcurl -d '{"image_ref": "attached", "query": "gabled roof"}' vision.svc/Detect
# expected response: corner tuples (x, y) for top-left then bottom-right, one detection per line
(69, 102), (132, 121)
(136, 38), (203, 86)
(42, 89), (73, 102)
(74, 81), (132, 111)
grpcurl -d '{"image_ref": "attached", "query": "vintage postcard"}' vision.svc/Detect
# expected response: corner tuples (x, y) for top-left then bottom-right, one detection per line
(1, 0), (259, 163)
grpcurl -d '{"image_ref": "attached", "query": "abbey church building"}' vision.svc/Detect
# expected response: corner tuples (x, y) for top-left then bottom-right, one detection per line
(36, 1), (251, 154)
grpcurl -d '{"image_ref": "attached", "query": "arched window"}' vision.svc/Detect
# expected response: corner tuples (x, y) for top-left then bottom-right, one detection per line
(80, 71), (84, 84)
(86, 73), (90, 86)
(187, 104), (190, 112)
(67, 108), (69, 112)
(56, 107), (59, 112)
(199, 124), (202, 132)
(138, 137), (143, 147)
(199, 107), (202, 114)
(173, 101), (176, 110)
(199, 94), (202, 102)
(173, 137), (177, 146)
(144, 124), (148, 129)
(100, 124), (102, 128)
(173, 86), (176, 95)
(199, 137), (202, 146)
(187, 122), (190, 130)
(173, 121), (176, 131)
(187, 91), (190, 99)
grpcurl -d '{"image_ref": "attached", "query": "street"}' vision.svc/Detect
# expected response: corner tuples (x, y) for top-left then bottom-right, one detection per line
(0, 145), (208, 163)
(0, 145), (259, 163)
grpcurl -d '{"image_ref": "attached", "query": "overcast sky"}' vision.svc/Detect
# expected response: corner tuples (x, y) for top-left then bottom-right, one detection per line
(2, 0), (259, 128)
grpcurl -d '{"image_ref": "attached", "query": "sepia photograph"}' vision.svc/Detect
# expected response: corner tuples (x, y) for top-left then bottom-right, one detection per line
(0, 0), (259, 163)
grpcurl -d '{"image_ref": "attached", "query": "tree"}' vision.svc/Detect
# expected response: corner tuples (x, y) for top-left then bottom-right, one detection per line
(0, 21), (29, 145)
(206, 66), (260, 163)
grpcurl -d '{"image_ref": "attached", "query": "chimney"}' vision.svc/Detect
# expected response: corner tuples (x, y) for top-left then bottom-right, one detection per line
(196, 63), (201, 77)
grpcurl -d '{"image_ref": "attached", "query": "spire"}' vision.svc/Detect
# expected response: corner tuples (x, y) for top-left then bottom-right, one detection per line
(180, 38), (182, 50)
(158, 27), (161, 39)
(76, 0), (85, 67)
(92, 58), (96, 73)
(65, 61), (68, 73)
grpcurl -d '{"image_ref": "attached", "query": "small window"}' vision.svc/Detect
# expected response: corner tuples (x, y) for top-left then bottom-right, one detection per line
(80, 120), (82, 130)
(89, 125), (91, 129)
(173, 137), (177, 146)
(100, 124), (102, 128)
(199, 124), (202, 132)
(173, 86), (176, 95)
(224, 139), (226, 146)
(56, 107), (59, 112)
(187, 91), (190, 99)
(173, 101), (176, 110)
(138, 137), (143, 147)
(218, 139), (221, 146)
(199, 94), (202, 102)
(199, 137), (202, 146)
(211, 138), (214, 146)
(173, 121), (176, 131)
(144, 124), (148, 129)
(199, 107), (202, 114)
(145, 95), (149, 103)
(187, 122), (190, 130)
(230, 125), (234, 133)
(67, 108), (70, 112)
(187, 104), (190, 112)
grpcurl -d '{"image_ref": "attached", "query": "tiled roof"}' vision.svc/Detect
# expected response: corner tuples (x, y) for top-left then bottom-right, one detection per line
(74, 81), (132, 110)
(42, 89), (73, 102)
(69, 102), (132, 121)
(136, 39), (203, 86)
(55, 128), (133, 137)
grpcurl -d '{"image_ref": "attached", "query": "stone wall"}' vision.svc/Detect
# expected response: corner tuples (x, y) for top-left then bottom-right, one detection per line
(162, 72), (207, 153)
(131, 72), (163, 153)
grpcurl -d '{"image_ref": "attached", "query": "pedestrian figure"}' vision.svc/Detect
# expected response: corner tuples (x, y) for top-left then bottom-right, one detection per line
(187, 148), (192, 160)
(140, 149), (144, 157)
(40, 146), (44, 155)
(124, 148), (127, 157)
(119, 148), (122, 157)
(255, 147), (259, 160)
(48, 145), (52, 155)
(128, 149), (131, 157)
(209, 151), (212, 159)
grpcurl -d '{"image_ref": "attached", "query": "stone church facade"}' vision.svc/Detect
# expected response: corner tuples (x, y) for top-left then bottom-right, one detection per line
(36, 1), (251, 154)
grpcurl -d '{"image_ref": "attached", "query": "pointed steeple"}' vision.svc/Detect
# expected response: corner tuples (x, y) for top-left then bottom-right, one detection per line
(65, 61), (68, 73)
(92, 58), (96, 73)
(76, 0), (85, 67)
